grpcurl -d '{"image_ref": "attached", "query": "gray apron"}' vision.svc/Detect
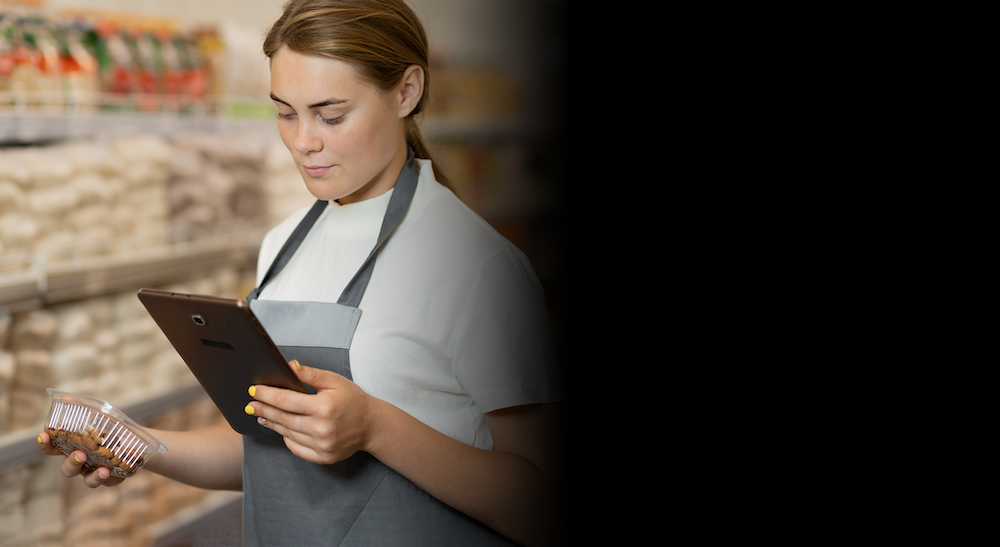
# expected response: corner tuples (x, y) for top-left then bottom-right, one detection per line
(243, 151), (519, 546)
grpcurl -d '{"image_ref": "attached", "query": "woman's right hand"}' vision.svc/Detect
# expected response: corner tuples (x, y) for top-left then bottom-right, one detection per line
(36, 431), (125, 488)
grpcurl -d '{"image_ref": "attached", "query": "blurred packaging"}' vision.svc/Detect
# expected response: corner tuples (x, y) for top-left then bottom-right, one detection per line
(1, 7), (214, 112)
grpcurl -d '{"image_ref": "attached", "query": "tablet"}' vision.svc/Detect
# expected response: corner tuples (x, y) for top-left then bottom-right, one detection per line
(137, 288), (307, 440)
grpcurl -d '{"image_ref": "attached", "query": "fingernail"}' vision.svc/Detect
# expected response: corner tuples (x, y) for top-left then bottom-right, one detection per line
(244, 404), (255, 415)
(37, 436), (42, 444)
(73, 453), (84, 464)
(98, 468), (109, 480)
(291, 359), (301, 371)
(257, 417), (266, 426)
(248, 385), (256, 397)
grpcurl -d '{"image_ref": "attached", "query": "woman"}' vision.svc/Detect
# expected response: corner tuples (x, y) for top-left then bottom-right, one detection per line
(37, 1), (567, 546)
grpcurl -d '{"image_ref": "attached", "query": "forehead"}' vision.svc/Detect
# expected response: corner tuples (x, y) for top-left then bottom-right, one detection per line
(269, 46), (368, 101)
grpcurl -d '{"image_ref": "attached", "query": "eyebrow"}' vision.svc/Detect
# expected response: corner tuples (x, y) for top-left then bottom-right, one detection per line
(270, 92), (347, 109)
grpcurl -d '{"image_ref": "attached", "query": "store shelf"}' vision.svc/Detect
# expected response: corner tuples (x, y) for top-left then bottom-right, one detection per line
(0, 269), (42, 313)
(0, 109), (275, 144)
(0, 379), (207, 474)
(43, 239), (256, 305)
(1, 225), (263, 313)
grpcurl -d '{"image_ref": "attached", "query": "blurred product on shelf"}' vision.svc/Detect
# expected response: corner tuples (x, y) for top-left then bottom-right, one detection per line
(167, 132), (269, 239)
(0, 12), (64, 110)
(425, 58), (522, 123)
(0, 134), (170, 263)
(1, 7), (222, 114)
(3, 6), (532, 123)
(0, 131), (307, 273)
(213, 21), (270, 113)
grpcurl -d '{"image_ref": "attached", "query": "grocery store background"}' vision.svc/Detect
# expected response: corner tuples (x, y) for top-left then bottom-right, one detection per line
(1, 0), (570, 545)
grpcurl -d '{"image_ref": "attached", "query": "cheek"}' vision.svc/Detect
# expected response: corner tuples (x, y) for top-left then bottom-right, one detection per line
(330, 119), (381, 161)
(330, 125), (363, 154)
(277, 123), (298, 152)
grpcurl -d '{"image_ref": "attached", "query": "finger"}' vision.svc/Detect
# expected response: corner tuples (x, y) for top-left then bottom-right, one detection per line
(247, 377), (310, 416)
(281, 433), (333, 465)
(250, 361), (345, 414)
(42, 436), (121, 487)
(246, 409), (318, 463)
(60, 450), (90, 478)
(100, 475), (125, 487)
(249, 412), (291, 441)
(36, 432), (65, 456)
(244, 397), (308, 438)
(82, 465), (113, 488)
(288, 359), (347, 392)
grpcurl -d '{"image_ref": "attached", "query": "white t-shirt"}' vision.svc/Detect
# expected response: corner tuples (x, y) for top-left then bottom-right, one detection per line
(256, 159), (564, 450)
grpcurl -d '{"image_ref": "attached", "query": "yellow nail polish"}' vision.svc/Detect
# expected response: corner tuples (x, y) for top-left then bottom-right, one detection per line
(248, 385), (256, 397)
(73, 453), (84, 464)
(244, 404), (255, 415)
(292, 359), (301, 371)
(37, 436), (42, 444)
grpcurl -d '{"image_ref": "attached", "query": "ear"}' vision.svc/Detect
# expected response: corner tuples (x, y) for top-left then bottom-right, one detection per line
(397, 65), (425, 118)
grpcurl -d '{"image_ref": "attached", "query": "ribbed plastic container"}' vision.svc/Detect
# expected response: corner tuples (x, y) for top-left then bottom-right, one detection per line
(44, 389), (168, 478)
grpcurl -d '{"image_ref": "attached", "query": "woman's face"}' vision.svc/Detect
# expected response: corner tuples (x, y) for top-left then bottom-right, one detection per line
(269, 46), (410, 204)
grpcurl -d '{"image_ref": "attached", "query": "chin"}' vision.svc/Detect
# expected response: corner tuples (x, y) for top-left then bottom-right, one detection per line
(305, 187), (345, 202)
(300, 175), (346, 202)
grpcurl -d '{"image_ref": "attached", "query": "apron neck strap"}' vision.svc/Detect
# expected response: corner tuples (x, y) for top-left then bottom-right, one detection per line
(337, 149), (418, 307)
(248, 149), (419, 305)
(247, 199), (328, 302)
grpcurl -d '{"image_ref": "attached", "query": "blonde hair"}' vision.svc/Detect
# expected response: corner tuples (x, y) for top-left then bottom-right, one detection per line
(264, 0), (452, 191)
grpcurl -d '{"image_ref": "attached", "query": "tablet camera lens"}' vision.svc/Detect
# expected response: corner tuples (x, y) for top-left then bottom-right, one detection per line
(192, 315), (206, 326)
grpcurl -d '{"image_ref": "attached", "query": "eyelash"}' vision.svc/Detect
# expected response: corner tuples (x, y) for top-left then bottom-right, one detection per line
(276, 113), (345, 125)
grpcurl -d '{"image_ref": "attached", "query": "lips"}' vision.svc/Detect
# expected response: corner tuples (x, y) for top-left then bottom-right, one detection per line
(302, 164), (333, 177)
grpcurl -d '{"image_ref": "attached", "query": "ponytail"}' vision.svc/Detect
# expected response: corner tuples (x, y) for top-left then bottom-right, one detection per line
(406, 117), (454, 194)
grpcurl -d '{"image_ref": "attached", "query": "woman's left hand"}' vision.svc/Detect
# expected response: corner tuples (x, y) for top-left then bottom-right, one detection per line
(245, 360), (378, 465)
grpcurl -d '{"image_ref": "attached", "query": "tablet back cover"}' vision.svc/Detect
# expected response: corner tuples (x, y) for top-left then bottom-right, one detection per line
(137, 289), (306, 439)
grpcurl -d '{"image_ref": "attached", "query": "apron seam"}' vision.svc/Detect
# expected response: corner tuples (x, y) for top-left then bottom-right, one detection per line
(342, 463), (390, 536)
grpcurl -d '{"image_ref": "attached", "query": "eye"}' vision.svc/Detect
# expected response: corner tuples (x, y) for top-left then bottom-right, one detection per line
(320, 114), (345, 126)
(276, 112), (296, 121)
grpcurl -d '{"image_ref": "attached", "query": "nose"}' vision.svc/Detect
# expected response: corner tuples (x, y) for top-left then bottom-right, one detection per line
(294, 119), (323, 155)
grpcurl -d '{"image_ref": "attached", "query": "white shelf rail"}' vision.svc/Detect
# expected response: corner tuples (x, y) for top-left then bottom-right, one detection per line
(1, 219), (266, 313)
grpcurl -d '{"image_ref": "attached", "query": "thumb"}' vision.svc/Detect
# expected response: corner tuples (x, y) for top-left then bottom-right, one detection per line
(287, 359), (347, 392)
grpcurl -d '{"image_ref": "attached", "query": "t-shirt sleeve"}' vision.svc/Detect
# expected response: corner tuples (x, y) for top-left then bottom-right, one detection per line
(451, 248), (566, 413)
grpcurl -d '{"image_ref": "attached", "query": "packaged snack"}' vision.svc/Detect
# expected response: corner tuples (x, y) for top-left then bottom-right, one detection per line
(43, 388), (167, 478)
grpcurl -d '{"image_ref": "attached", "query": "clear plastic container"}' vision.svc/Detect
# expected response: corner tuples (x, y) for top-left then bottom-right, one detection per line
(44, 388), (168, 478)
